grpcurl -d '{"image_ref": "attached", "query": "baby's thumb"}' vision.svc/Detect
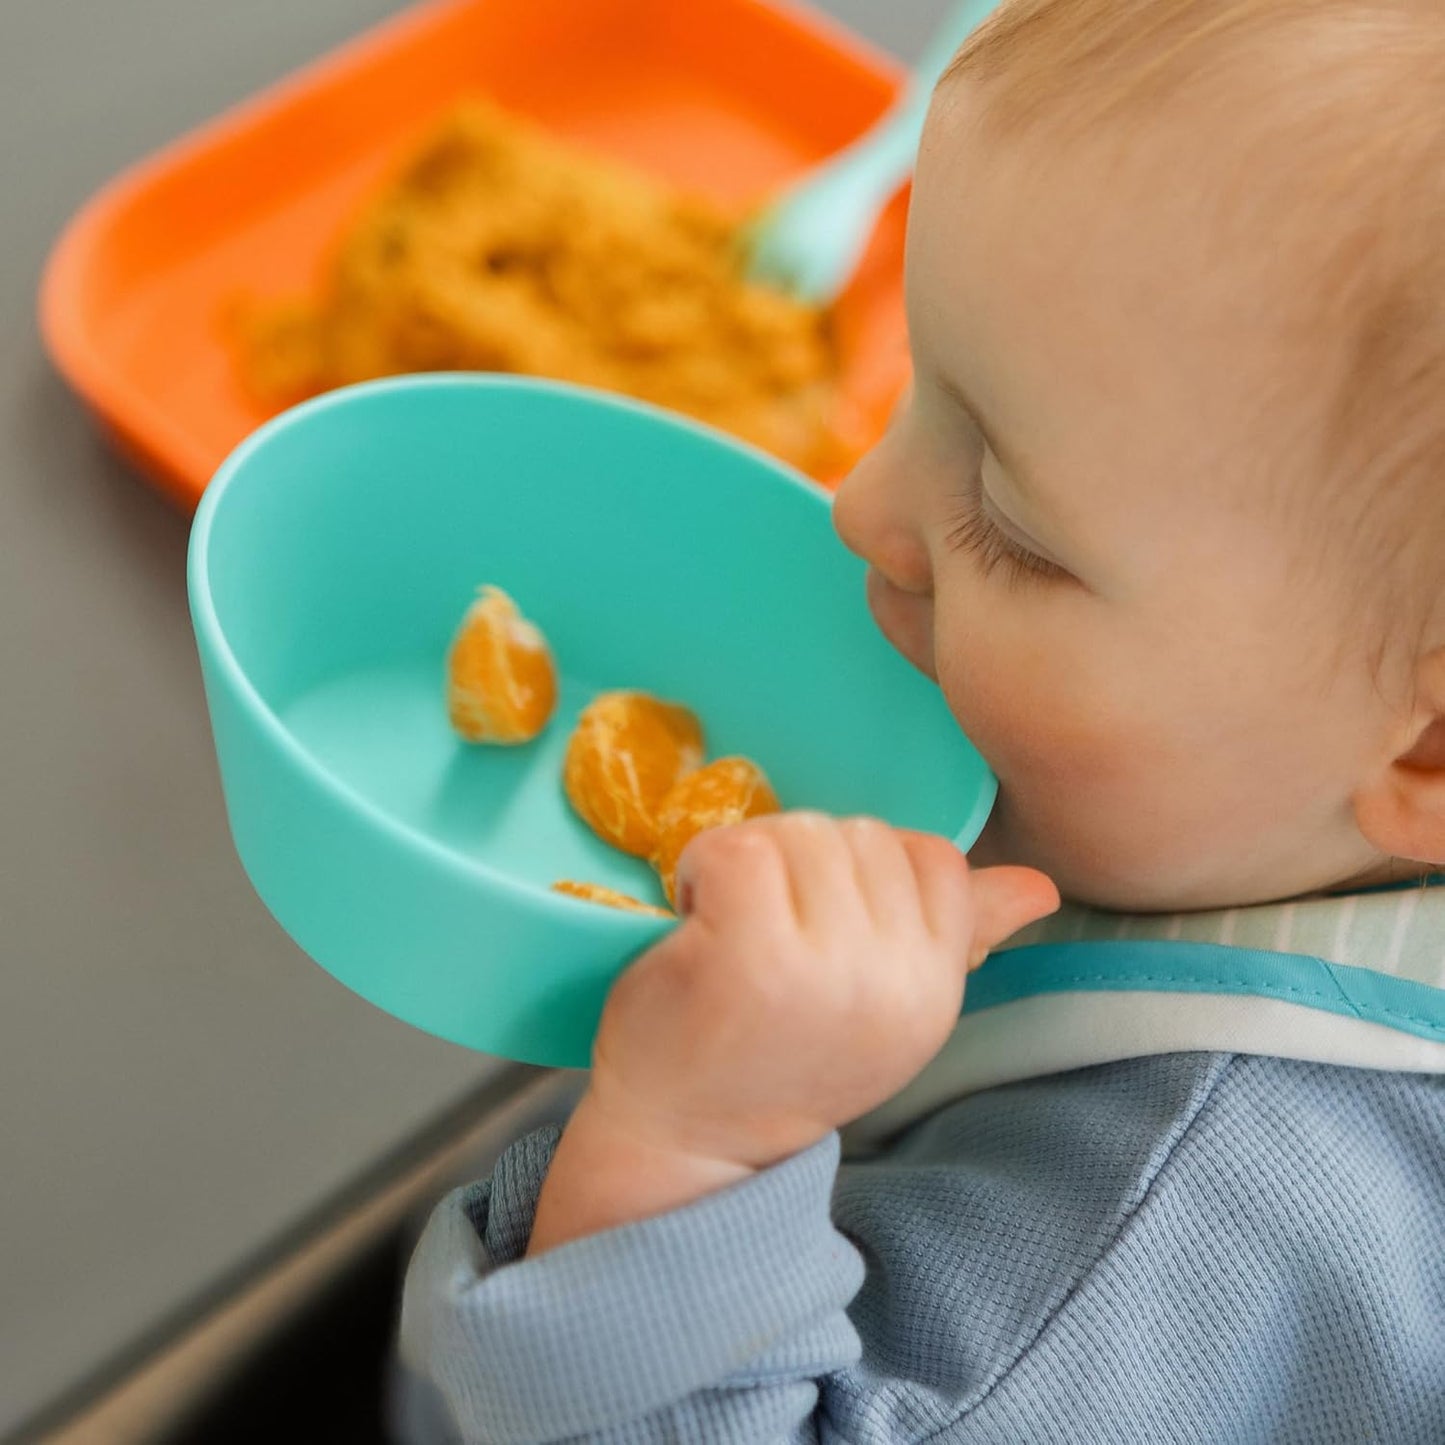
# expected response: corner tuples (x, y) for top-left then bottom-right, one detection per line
(967, 866), (1061, 971)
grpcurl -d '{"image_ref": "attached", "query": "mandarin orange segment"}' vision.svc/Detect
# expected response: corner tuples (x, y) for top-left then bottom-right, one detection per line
(651, 756), (781, 904)
(552, 880), (673, 919)
(563, 691), (705, 857)
(447, 585), (558, 744)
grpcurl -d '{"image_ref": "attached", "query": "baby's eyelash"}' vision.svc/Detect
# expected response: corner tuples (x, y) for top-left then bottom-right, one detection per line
(945, 491), (1069, 585)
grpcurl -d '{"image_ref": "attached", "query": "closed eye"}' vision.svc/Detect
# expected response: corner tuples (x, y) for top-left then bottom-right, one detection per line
(946, 485), (1072, 585)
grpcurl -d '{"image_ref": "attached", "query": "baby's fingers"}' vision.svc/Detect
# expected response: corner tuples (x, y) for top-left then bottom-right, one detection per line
(839, 817), (919, 928)
(967, 866), (1061, 969)
(896, 830), (974, 939)
(673, 821), (791, 931)
(896, 834), (1059, 968)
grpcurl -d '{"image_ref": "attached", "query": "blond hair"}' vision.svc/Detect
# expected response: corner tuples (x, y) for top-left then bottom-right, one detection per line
(949, 0), (1445, 655)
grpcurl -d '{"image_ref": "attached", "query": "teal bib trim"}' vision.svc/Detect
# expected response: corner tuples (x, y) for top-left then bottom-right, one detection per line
(1349, 873), (1445, 896)
(968, 940), (1445, 1044)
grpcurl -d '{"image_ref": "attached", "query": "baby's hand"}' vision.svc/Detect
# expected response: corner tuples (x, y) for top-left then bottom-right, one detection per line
(528, 814), (1058, 1254)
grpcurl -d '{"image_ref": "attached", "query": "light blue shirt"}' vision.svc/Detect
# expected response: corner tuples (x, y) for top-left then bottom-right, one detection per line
(394, 886), (1445, 1443)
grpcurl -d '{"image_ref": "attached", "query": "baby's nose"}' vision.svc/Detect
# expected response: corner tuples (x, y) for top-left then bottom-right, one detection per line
(833, 458), (933, 596)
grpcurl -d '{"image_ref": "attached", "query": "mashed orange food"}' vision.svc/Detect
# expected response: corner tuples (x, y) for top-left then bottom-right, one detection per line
(235, 100), (847, 477)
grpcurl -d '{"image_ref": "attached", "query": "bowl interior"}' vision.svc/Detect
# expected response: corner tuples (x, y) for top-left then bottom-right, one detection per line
(197, 377), (994, 915)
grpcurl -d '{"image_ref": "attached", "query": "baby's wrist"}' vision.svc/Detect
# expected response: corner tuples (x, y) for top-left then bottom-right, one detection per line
(583, 1078), (837, 1175)
(526, 1090), (758, 1255)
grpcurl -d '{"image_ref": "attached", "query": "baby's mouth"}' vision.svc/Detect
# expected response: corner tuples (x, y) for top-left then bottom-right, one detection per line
(865, 568), (937, 682)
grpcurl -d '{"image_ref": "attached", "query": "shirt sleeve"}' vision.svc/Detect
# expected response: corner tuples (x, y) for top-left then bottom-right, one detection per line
(395, 1125), (865, 1444)
(393, 1055), (1445, 1444)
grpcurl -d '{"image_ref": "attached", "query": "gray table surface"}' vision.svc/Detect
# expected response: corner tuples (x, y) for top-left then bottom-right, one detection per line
(0, 0), (943, 1436)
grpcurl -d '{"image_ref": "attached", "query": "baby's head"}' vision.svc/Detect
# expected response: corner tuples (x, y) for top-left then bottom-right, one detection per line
(834, 0), (1445, 912)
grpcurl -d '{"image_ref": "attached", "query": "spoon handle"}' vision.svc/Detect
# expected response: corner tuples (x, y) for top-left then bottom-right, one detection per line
(835, 0), (1003, 199)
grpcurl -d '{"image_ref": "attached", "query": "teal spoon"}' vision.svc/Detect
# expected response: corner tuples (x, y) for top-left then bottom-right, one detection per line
(745, 0), (1002, 303)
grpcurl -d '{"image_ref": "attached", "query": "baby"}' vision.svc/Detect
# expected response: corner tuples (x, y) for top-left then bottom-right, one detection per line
(396, 1), (1445, 1439)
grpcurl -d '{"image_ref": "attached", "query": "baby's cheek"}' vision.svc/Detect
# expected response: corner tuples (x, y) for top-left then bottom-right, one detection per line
(932, 612), (1197, 894)
(939, 616), (1268, 904)
(933, 616), (1143, 792)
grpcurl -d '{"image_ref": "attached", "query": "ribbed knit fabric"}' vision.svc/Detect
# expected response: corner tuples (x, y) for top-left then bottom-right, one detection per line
(394, 1054), (1445, 1443)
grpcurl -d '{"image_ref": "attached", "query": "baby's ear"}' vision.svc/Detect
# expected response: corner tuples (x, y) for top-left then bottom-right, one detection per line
(1354, 649), (1445, 867)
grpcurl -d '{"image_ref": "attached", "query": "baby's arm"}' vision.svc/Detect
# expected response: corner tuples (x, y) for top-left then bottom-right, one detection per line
(397, 1126), (859, 1442)
(396, 814), (1057, 1442)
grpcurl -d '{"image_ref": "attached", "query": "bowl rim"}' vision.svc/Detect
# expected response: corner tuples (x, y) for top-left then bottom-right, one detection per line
(186, 373), (838, 927)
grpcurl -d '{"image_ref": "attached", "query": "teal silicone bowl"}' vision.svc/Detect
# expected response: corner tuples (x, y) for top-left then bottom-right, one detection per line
(188, 376), (996, 1067)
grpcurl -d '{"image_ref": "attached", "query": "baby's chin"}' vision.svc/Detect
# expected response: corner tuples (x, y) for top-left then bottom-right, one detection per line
(970, 786), (1401, 913)
(971, 807), (1292, 914)
(966, 800), (1189, 913)
(964, 808), (1064, 887)
(965, 805), (1084, 891)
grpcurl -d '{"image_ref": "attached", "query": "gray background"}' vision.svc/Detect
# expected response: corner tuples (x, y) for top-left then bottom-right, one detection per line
(0, 0), (943, 1436)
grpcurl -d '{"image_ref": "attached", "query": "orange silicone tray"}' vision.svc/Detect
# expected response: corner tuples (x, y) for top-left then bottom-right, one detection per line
(40, 0), (911, 512)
